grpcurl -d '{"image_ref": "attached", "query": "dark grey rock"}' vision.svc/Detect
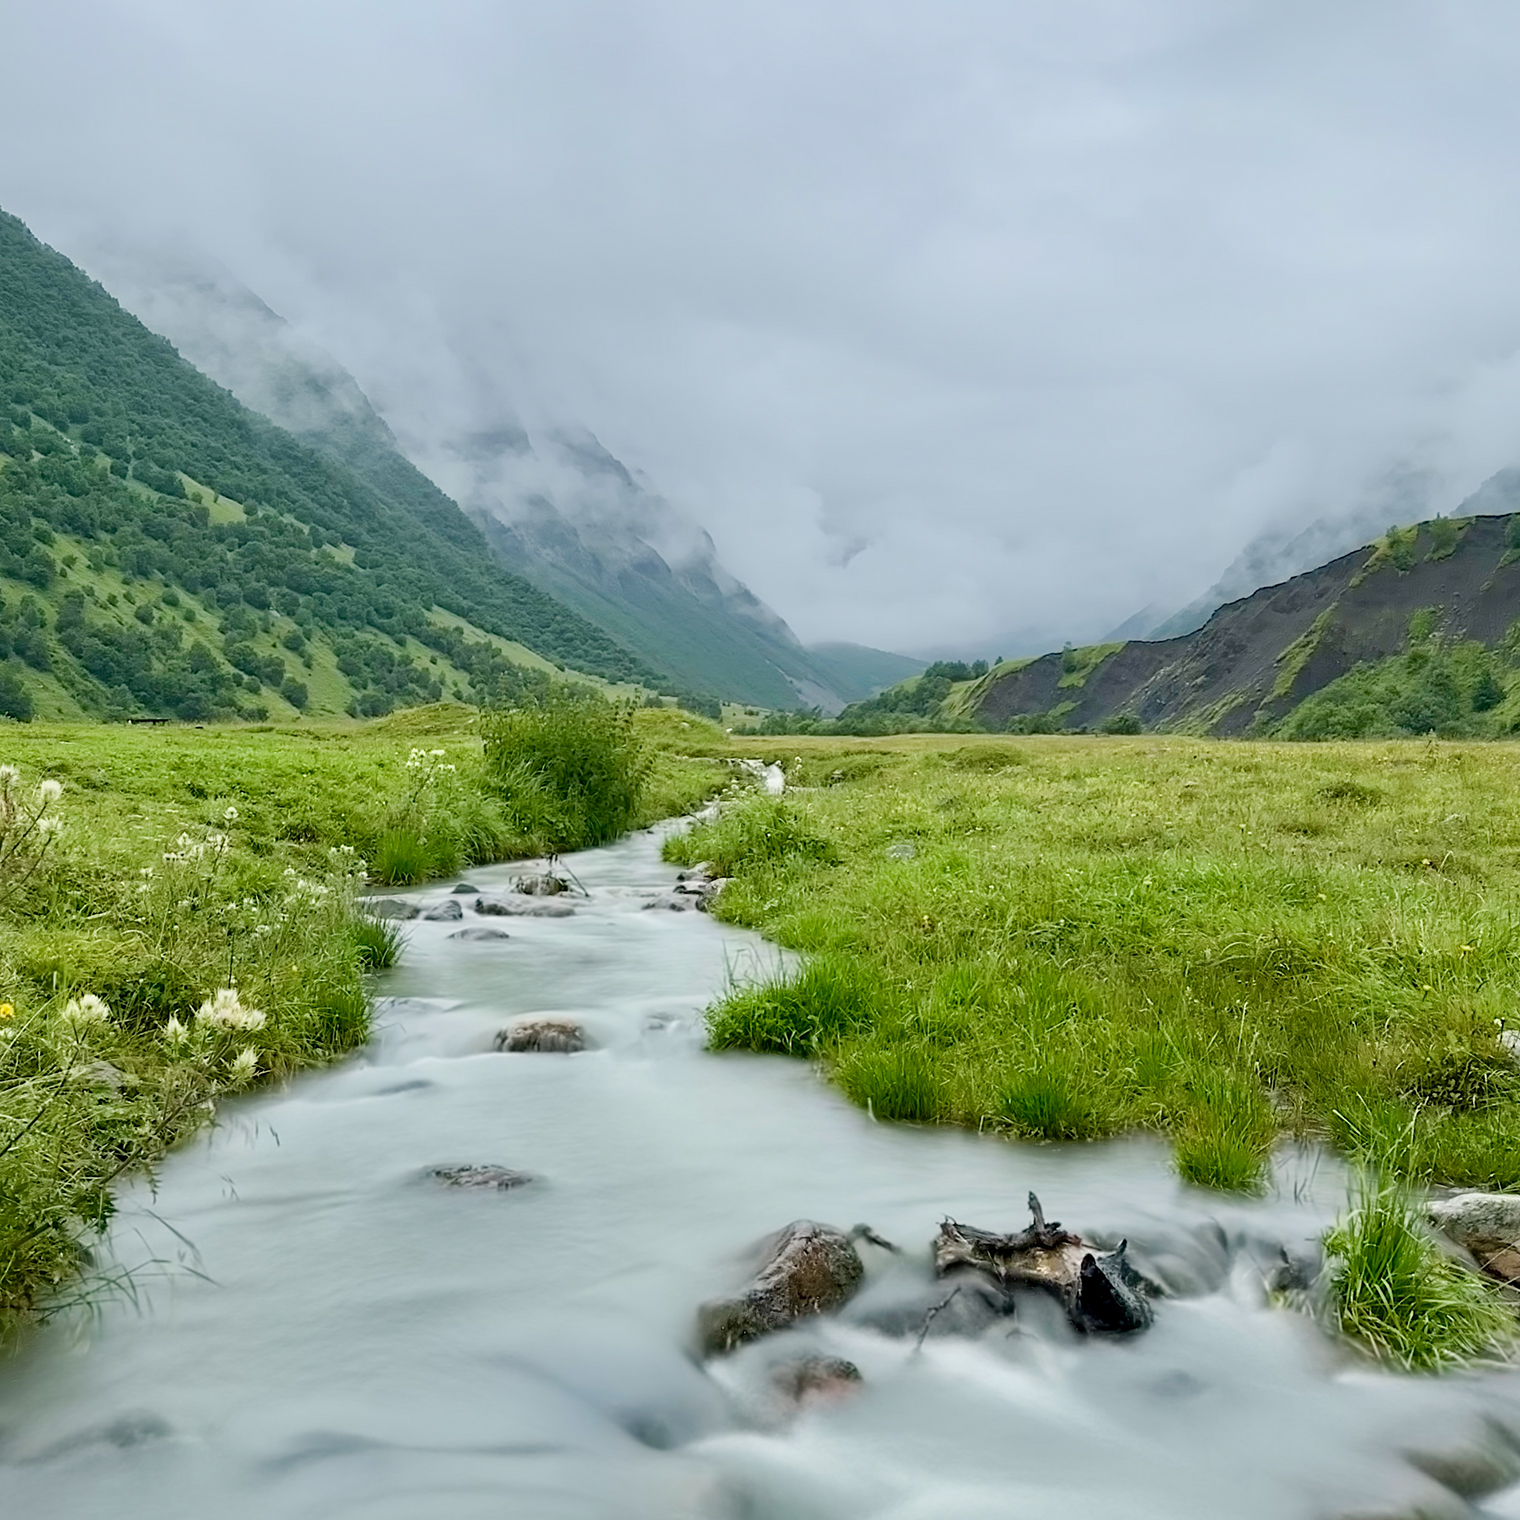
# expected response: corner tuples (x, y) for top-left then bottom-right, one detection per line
(448, 926), (512, 941)
(1071, 1243), (1155, 1334)
(475, 895), (576, 919)
(697, 1221), (865, 1355)
(495, 1018), (586, 1053)
(513, 873), (570, 895)
(422, 899), (463, 921)
(429, 1164), (534, 1190)
(363, 897), (419, 920)
(450, 882), (482, 894)
(642, 893), (701, 912)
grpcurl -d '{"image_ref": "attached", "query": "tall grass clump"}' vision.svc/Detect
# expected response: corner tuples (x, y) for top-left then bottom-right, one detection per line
(665, 795), (840, 876)
(483, 689), (649, 852)
(834, 1039), (943, 1121)
(1326, 1177), (1518, 1370)
(707, 954), (888, 1056)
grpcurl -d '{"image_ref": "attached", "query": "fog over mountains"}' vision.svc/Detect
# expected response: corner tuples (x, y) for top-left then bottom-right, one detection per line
(84, 246), (920, 711)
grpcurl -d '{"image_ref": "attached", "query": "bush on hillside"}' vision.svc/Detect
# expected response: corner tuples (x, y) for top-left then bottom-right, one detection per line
(482, 689), (649, 851)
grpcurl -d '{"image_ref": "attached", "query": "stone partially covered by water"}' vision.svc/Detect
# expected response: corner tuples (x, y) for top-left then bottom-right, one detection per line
(495, 1018), (586, 1054)
(362, 896), (420, 920)
(422, 899), (463, 921)
(475, 894), (576, 919)
(427, 1164), (535, 1190)
(448, 925), (512, 940)
(1429, 1193), (1520, 1283)
(697, 1220), (865, 1355)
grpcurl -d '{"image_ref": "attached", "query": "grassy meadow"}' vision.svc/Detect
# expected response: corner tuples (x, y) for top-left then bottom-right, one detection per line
(669, 733), (1520, 1197)
(0, 703), (722, 1329)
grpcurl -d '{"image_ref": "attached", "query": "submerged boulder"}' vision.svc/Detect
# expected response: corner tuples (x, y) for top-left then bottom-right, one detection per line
(449, 925), (512, 941)
(422, 899), (463, 921)
(475, 895), (576, 919)
(697, 1221), (865, 1355)
(514, 872), (571, 896)
(770, 1356), (862, 1409)
(450, 882), (482, 894)
(364, 897), (419, 920)
(495, 1017), (586, 1054)
(935, 1194), (1153, 1335)
(429, 1164), (534, 1190)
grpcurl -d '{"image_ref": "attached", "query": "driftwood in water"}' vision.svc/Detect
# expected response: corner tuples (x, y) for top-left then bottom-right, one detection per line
(934, 1193), (1153, 1334)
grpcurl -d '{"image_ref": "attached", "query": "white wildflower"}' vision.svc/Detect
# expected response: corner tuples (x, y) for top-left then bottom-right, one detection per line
(223, 805), (239, 822)
(163, 1016), (190, 1045)
(36, 817), (62, 838)
(227, 1047), (259, 1085)
(62, 993), (112, 1025)
(36, 778), (62, 804)
(195, 987), (266, 1031)
(0, 764), (19, 787)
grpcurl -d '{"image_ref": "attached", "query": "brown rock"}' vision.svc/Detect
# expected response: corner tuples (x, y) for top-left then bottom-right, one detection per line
(697, 1221), (865, 1355)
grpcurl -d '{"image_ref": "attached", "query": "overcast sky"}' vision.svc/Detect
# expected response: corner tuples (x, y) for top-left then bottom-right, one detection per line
(6, 2), (1520, 655)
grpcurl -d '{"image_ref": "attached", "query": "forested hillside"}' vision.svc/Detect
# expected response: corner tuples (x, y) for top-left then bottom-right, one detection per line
(0, 208), (667, 720)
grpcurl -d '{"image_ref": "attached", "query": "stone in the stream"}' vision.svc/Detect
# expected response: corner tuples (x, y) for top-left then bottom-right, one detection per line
(364, 897), (420, 920)
(450, 882), (481, 894)
(475, 895), (576, 919)
(422, 899), (463, 921)
(449, 925), (513, 941)
(1428, 1192), (1520, 1283)
(935, 1193), (1154, 1335)
(770, 1356), (862, 1409)
(513, 872), (570, 895)
(429, 1164), (535, 1190)
(696, 1221), (865, 1355)
(495, 1017), (586, 1054)
(642, 892), (701, 912)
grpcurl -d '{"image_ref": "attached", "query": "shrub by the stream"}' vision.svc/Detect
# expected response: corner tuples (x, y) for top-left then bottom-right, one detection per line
(1326, 1178), (1517, 1370)
(483, 690), (649, 852)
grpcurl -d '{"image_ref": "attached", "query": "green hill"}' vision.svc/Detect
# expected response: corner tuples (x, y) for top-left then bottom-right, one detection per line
(0, 207), (668, 721)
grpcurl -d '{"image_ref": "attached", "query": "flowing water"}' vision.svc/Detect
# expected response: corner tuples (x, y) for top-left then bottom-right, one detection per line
(4, 827), (1520, 1519)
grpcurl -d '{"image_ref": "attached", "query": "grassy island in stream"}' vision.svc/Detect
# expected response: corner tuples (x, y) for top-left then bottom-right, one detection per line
(0, 703), (721, 1329)
(668, 734), (1520, 1196)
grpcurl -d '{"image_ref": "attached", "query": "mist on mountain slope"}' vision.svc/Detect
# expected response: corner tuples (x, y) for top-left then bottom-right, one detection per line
(81, 243), (919, 710)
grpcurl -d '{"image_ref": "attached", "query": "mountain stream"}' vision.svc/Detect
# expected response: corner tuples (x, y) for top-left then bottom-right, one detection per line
(4, 825), (1520, 1519)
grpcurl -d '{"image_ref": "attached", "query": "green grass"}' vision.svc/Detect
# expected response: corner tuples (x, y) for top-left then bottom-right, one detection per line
(1327, 1178), (1518, 1370)
(668, 733), (1520, 1203)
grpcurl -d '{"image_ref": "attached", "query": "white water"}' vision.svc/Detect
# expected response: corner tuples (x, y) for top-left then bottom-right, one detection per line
(3, 827), (1520, 1519)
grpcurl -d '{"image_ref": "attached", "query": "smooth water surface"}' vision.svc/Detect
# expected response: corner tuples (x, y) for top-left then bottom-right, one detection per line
(3, 827), (1520, 1519)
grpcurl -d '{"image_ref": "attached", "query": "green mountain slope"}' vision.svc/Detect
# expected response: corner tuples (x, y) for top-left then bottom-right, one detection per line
(970, 498), (1520, 737)
(0, 208), (667, 720)
(82, 252), (914, 712)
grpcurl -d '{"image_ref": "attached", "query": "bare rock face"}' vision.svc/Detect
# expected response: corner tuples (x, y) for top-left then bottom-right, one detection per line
(475, 895), (576, 919)
(697, 1221), (865, 1355)
(1429, 1193), (1520, 1283)
(429, 1164), (534, 1189)
(495, 1018), (586, 1054)
(422, 899), (463, 921)
(514, 873), (570, 896)
(936, 1194), (1153, 1335)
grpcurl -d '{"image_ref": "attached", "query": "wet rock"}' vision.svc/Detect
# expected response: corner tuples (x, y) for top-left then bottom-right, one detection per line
(1406, 1419), (1520, 1500)
(1071, 1243), (1155, 1334)
(495, 1017), (586, 1053)
(475, 895), (576, 919)
(1429, 1193), (1520, 1283)
(514, 872), (570, 896)
(770, 1356), (862, 1408)
(936, 1193), (1154, 1335)
(848, 1272), (1013, 1340)
(697, 1221), (865, 1355)
(422, 899), (463, 921)
(643, 892), (701, 912)
(429, 1164), (534, 1190)
(363, 897), (419, 920)
(448, 926), (512, 941)
(450, 882), (481, 894)
(676, 862), (716, 883)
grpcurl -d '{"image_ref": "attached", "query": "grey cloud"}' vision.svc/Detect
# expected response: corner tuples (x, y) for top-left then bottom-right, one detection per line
(6, 1), (1520, 654)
